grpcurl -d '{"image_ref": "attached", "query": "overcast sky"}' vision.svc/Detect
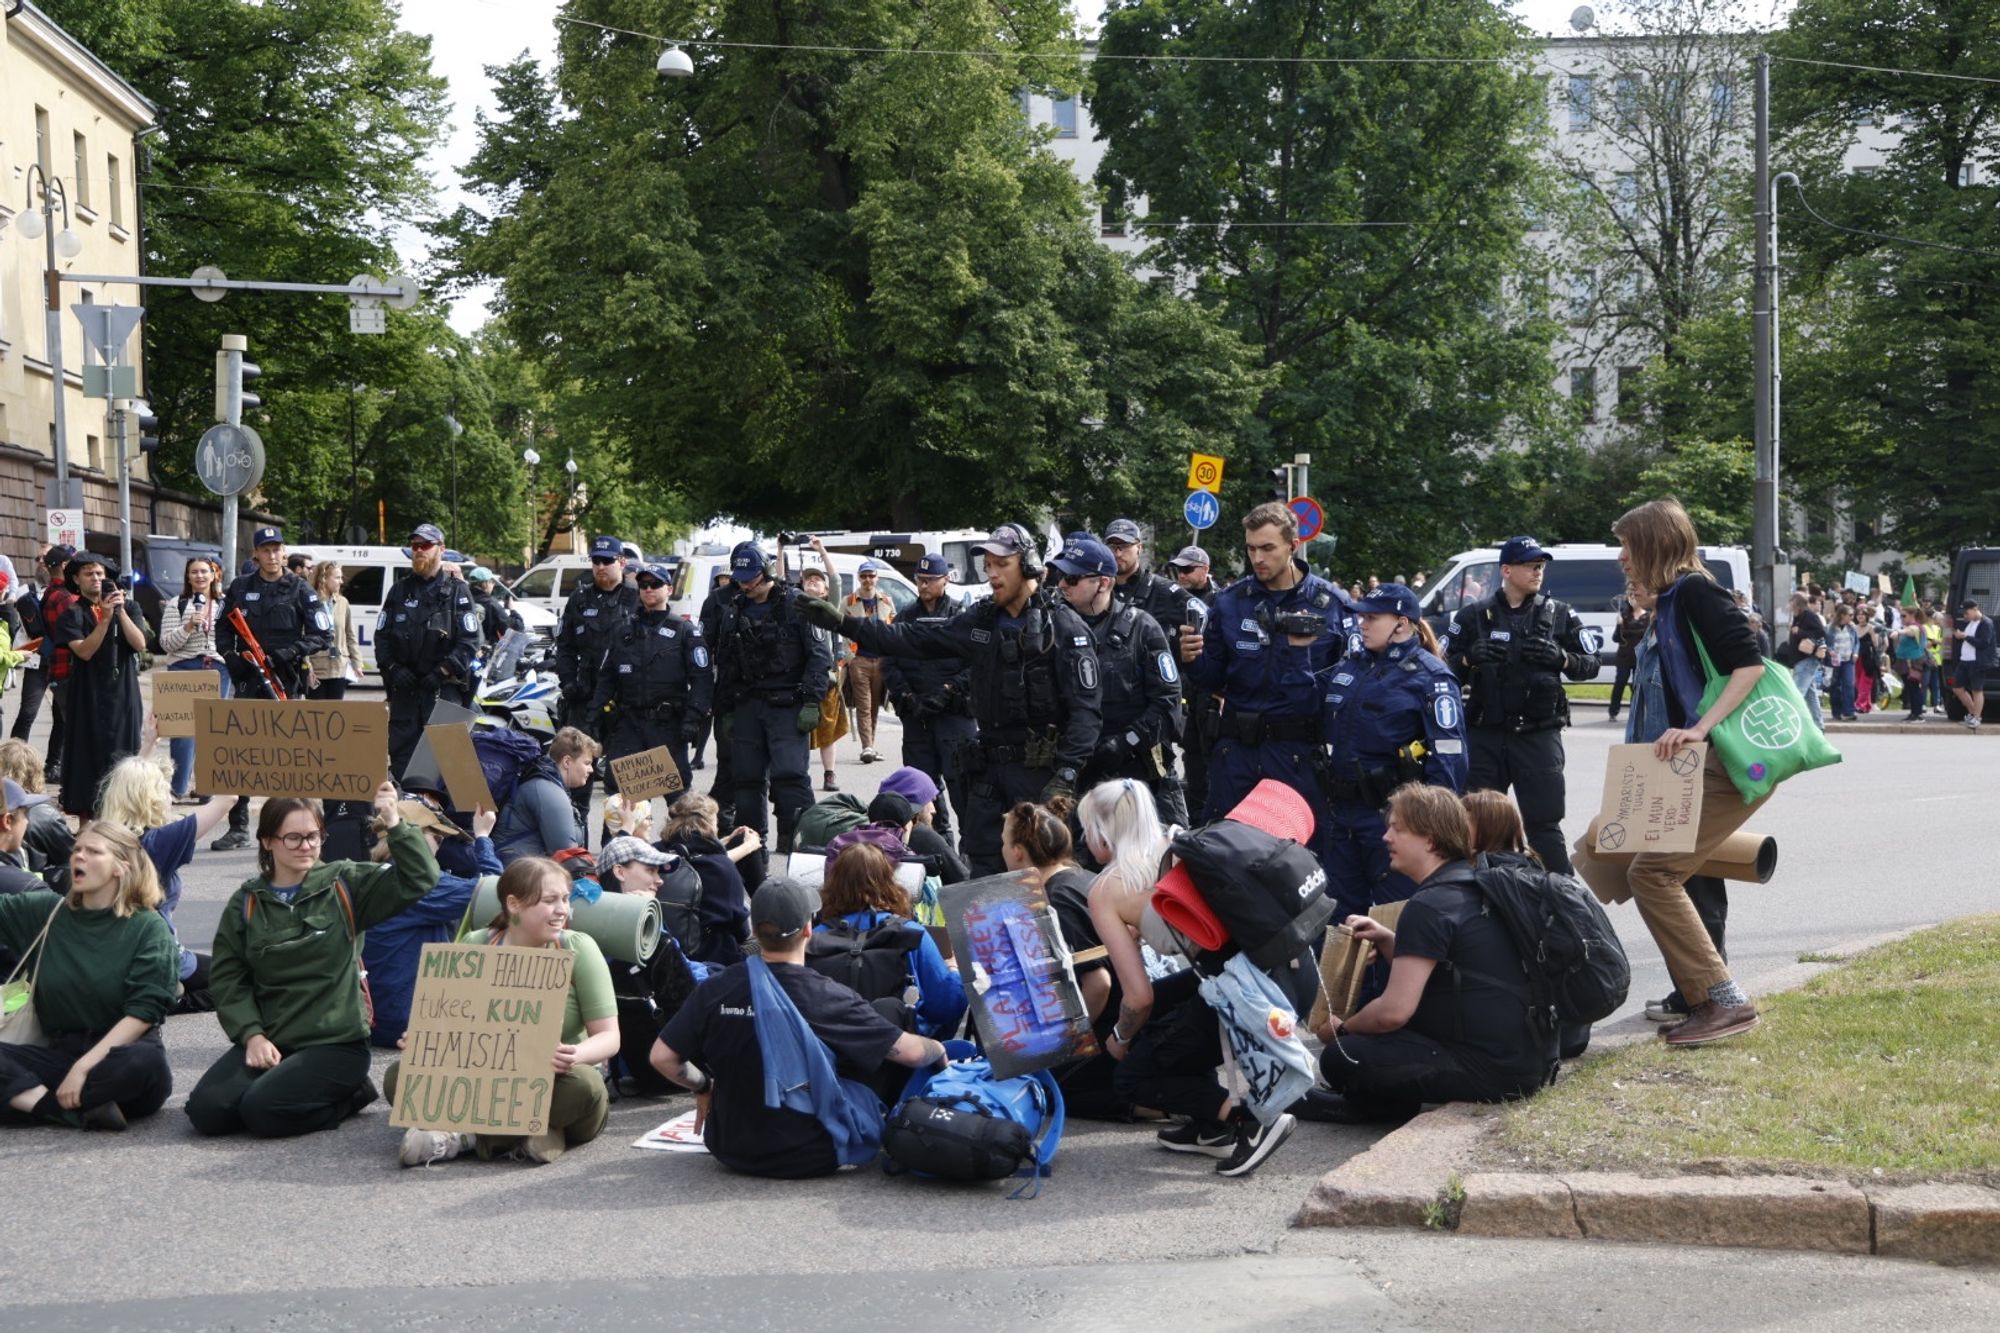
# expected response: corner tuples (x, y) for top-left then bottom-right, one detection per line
(394, 0), (1623, 334)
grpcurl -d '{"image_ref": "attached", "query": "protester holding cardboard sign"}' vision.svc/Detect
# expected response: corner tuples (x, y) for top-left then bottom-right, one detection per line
(186, 783), (441, 1139)
(390, 856), (619, 1168)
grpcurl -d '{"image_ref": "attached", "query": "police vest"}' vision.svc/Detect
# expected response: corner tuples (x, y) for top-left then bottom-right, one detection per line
(967, 599), (1064, 734)
(609, 612), (693, 705)
(1462, 593), (1570, 731)
(1087, 604), (1151, 732)
(379, 573), (464, 673)
(721, 589), (807, 695)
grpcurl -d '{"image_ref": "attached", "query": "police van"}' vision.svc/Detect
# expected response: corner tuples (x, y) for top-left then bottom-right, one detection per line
(507, 548), (678, 616)
(287, 544), (556, 675)
(666, 545), (922, 621)
(1417, 543), (1751, 684)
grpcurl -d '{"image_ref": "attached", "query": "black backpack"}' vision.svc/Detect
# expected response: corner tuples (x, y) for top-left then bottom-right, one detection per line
(805, 914), (922, 1014)
(1168, 819), (1335, 973)
(654, 856), (705, 961)
(1469, 853), (1631, 1031)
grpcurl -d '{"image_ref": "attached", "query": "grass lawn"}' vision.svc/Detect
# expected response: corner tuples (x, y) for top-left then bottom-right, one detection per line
(1565, 684), (1612, 701)
(1491, 915), (2000, 1184)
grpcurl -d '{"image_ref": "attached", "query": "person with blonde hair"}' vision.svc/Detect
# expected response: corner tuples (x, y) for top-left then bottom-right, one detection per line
(95, 756), (235, 1011)
(306, 560), (361, 701)
(0, 738), (73, 888)
(0, 821), (177, 1129)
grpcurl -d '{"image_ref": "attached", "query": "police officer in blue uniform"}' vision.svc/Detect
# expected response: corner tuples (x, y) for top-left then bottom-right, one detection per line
(376, 523), (482, 780)
(1055, 535), (1187, 826)
(1318, 583), (1468, 919)
(1439, 536), (1601, 874)
(880, 552), (974, 847)
(1189, 501), (1358, 828)
(712, 541), (833, 883)
(800, 525), (1101, 877)
(590, 562), (714, 797)
(553, 535), (641, 728)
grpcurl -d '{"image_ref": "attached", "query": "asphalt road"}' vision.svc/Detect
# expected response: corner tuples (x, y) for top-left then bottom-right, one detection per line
(5, 693), (1996, 1327)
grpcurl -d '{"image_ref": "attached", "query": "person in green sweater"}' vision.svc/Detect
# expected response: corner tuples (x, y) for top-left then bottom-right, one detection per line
(0, 821), (177, 1130)
(186, 782), (440, 1138)
(392, 855), (619, 1168)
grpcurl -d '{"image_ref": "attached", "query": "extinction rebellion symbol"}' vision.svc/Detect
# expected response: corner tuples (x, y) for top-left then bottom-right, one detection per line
(1737, 696), (1803, 750)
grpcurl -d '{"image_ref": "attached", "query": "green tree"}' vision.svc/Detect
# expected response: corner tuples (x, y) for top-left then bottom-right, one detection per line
(440, 2), (1262, 535)
(1626, 436), (1753, 541)
(1088, 0), (1560, 577)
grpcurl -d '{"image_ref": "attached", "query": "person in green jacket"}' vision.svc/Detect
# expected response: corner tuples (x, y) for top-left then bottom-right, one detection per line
(1, 820), (177, 1130)
(186, 782), (440, 1138)
(392, 855), (620, 1168)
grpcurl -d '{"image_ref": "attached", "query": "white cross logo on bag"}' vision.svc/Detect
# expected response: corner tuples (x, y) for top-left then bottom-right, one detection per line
(1737, 696), (1804, 751)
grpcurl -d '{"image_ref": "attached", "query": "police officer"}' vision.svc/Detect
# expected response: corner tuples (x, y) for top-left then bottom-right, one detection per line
(211, 527), (332, 850)
(800, 525), (1101, 877)
(711, 541), (832, 884)
(1164, 543), (1218, 814)
(1054, 536), (1186, 826)
(1440, 536), (1601, 874)
(376, 523), (481, 780)
(590, 562), (714, 797)
(553, 535), (640, 728)
(1167, 545), (1217, 601)
(879, 552), (975, 847)
(694, 569), (738, 813)
(1318, 583), (1467, 919)
(1189, 501), (1358, 829)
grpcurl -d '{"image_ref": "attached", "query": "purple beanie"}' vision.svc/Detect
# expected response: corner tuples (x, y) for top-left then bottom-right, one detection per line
(877, 766), (939, 807)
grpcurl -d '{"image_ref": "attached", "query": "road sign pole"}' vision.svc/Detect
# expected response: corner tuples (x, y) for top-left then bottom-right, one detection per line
(114, 399), (133, 581)
(220, 334), (246, 578)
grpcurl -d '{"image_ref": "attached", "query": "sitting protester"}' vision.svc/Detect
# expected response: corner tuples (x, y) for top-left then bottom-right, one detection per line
(393, 856), (621, 1166)
(362, 799), (500, 1049)
(810, 842), (966, 1038)
(655, 792), (755, 966)
(596, 835), (703, 1096)
(491, 726), (597, 863)
(878, 767), (969, 885)
(186, 785), (441, 1139)
(0, 739), (73, 890)
(1312, 784), (1558, 1122)
(824, 791), (917, 865)
(651, 876), (949, 1178)
(95, 756), (235, 1014)
(0, 822), (176, 1129)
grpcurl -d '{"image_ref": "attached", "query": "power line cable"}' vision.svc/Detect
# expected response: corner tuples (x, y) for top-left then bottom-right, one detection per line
(1770, 55), (2000, 88)
(1782, 176), (2000, 262)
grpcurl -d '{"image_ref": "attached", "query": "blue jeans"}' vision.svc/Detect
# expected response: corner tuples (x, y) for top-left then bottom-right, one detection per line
(1790, 657), (1824, 730)
(1829, 660), (1856, 719)
(1925, 664), (1944, 708)
(167, 658), (231, 796)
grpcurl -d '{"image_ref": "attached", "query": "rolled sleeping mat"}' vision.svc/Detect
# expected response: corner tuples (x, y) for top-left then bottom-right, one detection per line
(1579, 818), (1778, 898)
(470, 876), (662, 963)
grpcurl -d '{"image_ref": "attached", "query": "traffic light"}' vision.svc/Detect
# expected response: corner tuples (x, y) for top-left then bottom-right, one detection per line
(239, 358), (262, 415)
(134, 403), (161, 454)
(1266, 465), (1291, 502)
(213, 335), (261, 423)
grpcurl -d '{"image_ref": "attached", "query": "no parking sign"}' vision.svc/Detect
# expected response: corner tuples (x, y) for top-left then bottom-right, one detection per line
(46, 509), (82, 550)
(1289, 496), (1324, 542)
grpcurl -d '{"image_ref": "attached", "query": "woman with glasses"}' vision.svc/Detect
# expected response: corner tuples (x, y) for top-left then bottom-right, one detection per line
(185, 782), (442, 1138)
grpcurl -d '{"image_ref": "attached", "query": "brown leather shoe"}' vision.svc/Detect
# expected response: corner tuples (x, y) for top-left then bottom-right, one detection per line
(1661, 1001), (1760, 1046)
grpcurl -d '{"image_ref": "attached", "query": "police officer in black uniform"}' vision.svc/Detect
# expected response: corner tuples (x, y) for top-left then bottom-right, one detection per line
(1105, 519), (1203, 816)
(376, 523), (482, 780)
(211, 526), (332, 850)
(800, 524), (1101, 877)
(711, 541), (833, 884)
(694, 569), (737, 811)
(1165, 544), (1219, 814)
(553, 535), (641, 728)
(880, 552), (974, 847)
(590, 561), (714, 797)
(1054, 535), (1186, 826)
(1439, 536), (1602, 874)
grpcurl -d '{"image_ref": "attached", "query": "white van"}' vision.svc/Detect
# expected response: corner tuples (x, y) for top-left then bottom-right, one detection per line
(509, 552), (683, 617)
(288, 544), (557, 674)
(667, 546), (922, 621)
(804, 528), (993, 595)
(1417, 543), (1751, 683)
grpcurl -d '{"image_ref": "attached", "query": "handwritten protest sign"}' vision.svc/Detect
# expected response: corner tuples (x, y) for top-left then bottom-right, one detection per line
(195, 698), (388, 799)
(391, 942), (574, 1137)
(609, 746), (684, 803)
(1595, 742), (1706, 856)
(424, 722), (495, 812)
(150, 669), (221, 738)
(942, 870), (1099, 1079)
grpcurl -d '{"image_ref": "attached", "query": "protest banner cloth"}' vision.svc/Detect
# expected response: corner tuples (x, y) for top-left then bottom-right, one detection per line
(195, 698), (388, 799)
(941, 869), (1098, 1079)
(609, 746), (684, 803)
(1594, 742), (1707, 856)
(391, 942), (574, 1137)
(151, 669), (221, 739)
(424, 721), (495, 812)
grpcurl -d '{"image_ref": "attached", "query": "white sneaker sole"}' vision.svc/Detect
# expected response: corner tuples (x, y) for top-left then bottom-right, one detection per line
(1217, 1113), (1297, 1178)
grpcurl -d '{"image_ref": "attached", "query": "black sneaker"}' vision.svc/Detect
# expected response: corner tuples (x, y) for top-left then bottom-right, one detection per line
(1216, 1112), (1297, 1178)
(1645, 991), (1692, 1023)
(210, 828), (251, 852)
(81, 1102), (129, 1132)
(1156, 1119), (1236, 1158)
(343, 1079), (380, 1121)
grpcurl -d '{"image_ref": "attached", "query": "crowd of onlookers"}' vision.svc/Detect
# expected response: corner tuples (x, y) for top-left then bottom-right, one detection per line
(1777, 585), (1992, 729)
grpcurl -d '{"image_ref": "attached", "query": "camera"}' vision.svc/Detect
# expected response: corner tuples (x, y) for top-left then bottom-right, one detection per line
(777, 531), (804, 546)
(1273, 611), (1326, 638)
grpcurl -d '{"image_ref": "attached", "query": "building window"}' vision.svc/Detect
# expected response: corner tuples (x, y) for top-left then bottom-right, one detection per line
(1616, 366), (1643, 420)
(1569, 367), (1598, 421)
(1520, 272), (1548, 318)
(1615, 76), (1641, 131)
(87, 433), (102, 471)
(73, 133), (91, 211)
(1958, 163), (1977, 187)
(1051, 96), (1078, 139)
(1525, 196), (1546, 231)
(1100, 186), (1125, 238)
(1567, 76), (1594, 132)
(1710, 78), (1734, 124)
(107, 154), (124, 228)
(1017, 89), (1032, 123)
(35, 107), (52, 178)
(1614, 172), (1639, 221)
(1530, 75), (1551, 132)
(1568, 269), (1596, 323)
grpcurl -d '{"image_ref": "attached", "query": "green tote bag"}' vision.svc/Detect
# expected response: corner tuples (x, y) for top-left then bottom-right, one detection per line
(1692, 628), (1843, 803)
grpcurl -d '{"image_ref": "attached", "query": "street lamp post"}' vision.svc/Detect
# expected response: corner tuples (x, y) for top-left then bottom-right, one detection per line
(523, 444), (541, 564)
(11, 164), (85, 509)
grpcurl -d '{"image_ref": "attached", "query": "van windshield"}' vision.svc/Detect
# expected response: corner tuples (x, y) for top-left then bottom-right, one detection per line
(1430, 561), (1497, 616)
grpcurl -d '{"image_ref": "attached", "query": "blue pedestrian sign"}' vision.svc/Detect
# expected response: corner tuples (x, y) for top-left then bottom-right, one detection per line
(1184, 489), (1220, 530)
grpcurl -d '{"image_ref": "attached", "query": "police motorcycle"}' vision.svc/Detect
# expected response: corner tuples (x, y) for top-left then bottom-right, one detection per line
(473, 628), (560, 741)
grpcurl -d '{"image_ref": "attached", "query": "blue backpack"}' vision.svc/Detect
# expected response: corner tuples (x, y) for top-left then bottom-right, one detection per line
(470, 725), (546, 808)
(882, 1039), (1064, 1198)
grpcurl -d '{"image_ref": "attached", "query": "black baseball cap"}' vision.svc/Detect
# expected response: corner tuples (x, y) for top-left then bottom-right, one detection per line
(1499, 536), (1553, 565)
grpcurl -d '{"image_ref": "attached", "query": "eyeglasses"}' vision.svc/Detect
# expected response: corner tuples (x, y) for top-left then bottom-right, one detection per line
(275, 831), (324, 849)
(1061, 574), (1091, 587)
(636, 580), (666, 591)
(410, 540), (439, 552)
(591, 556), (617, 566)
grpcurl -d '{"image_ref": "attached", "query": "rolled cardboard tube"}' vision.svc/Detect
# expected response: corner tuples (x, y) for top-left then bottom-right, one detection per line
(471, 876), (662, 963)
(1584, 818), (1778, 884)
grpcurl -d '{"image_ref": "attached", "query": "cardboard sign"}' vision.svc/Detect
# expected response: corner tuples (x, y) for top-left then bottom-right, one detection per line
(942, 869), (1099, 1079)
(391, 942), (574, 1137)
(401, 698), (479, 798)
(424, 723), (495, 813)
(1843, 571), (1872, 595)
(194, 698), (388, 799)
(1595, 742), (1706, 856)
(150, 669), (221, 738)
(609, 746), (684, 803)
